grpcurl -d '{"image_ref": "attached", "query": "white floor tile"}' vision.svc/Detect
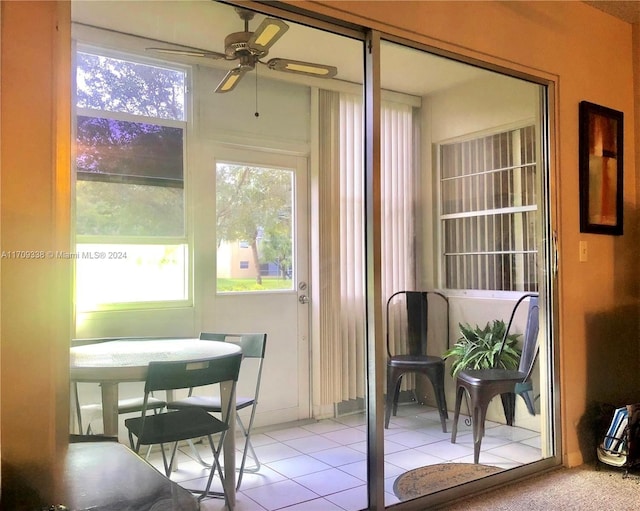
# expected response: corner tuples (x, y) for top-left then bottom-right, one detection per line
(382, 438), (411, 454)
(384, 473), (400, 495)
(487, 441), (542, 464)
(386, 461), (409, 477)
(280, 498), (345, 511)
(200, 494), (267, 511)
(385, 491), (402, 507)
(335, 459), (368, 480)
(454, 431), (512, 450)
(241, 479), (319, 511)
(418, 438), (474, 461)
(251, 441), (301, 463)
(324, 484), (369, 511)
(263, 426), (315, 442)
(163, 406), (542, 509)
(301, 419), (349, 435)
(294, 467), (363, 495)
(246, 432), (279, 448)
(488, 424), (541, 442)
(283, 434), (341, 454)
(309, 445), (367, 467)
(333, 413), (367, 427)
(267, 454), (332, 478)
(235, 464), (288, 490)
(384, 449), (443, 470)
(455, 450), (513, 466)
(521, 434), (542, 449)
(383, 429), (441, 448)
(321, 427), (367, 445)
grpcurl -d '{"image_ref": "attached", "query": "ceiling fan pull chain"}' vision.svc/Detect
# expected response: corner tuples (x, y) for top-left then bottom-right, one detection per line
(254, 68), (259, 117)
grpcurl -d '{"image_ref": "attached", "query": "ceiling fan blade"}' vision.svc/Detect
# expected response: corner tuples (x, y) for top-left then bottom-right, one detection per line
(266, 58), (338, 79)
(215, 67), (249, 93)
(247, 18), (288, 52)
(146, 47), (227, 60)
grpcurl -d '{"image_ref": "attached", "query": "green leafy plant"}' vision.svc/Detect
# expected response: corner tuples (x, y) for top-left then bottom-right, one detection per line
(443, 320), (522, 378)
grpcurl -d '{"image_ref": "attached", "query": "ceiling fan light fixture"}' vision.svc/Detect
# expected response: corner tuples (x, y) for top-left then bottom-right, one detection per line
(267, 58), (338, 79)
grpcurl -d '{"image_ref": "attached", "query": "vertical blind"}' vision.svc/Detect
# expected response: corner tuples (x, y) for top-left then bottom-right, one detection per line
(317, 91), (417, 406)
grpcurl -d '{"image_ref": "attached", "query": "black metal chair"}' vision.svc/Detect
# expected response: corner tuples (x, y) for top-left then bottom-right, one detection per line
(168, 332), (267, 490)
(450, 293), (539, 463)
(385, 291), (449, 432)
(124, 352), (242, 504)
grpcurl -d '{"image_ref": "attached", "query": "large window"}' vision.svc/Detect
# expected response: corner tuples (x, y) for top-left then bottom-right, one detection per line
(439, 125), (538, 291)
(74, 50), (188, 309)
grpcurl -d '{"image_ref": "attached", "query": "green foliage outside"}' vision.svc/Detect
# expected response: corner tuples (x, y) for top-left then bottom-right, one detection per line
(75, 52), (186, 239)
(76, 181), (184, 236)
(216, 164), (293, 284)
(216, 278), (293, 293)
(443, 320), (522, 378)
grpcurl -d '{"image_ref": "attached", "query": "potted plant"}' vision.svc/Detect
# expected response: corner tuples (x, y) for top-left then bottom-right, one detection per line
(443, 320), (522, 378)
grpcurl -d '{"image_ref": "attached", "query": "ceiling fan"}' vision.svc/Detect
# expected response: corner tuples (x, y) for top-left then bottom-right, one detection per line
(147, 7), (338, 93)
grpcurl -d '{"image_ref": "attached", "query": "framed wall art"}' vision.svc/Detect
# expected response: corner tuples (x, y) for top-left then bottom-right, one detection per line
(579, 100), (623, 235)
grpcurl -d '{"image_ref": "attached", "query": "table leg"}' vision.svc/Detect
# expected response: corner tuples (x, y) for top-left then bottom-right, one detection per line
(100, 382), (119, 437)
(70, 382), (82, 434)
(221, 380), (236, 509)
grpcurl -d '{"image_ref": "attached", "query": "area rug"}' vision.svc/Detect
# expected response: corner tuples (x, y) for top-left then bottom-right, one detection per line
(394, 463), (503, 500)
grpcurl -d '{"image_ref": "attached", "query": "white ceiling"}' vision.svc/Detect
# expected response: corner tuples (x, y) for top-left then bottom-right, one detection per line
(71, 0), (490, 98)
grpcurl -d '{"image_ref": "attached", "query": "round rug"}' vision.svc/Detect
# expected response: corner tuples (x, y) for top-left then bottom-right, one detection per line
(393, 463), (503, 500)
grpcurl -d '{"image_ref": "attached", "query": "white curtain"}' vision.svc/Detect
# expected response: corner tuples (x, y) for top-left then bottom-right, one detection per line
(317, 90), (417, 407)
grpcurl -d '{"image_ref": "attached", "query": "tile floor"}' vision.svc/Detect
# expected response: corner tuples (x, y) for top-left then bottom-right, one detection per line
(146, 403), (542, 511)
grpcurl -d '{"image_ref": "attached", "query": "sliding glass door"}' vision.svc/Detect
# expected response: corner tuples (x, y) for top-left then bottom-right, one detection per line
(378, 38), (558, 508)
(71, 2), (558, 509)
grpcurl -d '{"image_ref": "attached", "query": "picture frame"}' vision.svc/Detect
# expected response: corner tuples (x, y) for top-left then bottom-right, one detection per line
(579, 101), (624, 235)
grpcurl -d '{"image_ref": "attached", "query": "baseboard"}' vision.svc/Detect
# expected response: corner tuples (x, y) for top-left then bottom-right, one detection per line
(336, 397), (365, 416)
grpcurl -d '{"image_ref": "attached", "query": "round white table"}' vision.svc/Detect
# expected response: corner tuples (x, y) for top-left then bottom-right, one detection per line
(70, 338), (242, 508)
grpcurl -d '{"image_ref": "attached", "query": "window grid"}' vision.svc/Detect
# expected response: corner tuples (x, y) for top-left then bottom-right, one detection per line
(440, 126), (538, 292)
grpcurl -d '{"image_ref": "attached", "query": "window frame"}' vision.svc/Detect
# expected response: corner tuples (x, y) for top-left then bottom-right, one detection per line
(436, 121), (539, 295)
(73, 44), (193, 311)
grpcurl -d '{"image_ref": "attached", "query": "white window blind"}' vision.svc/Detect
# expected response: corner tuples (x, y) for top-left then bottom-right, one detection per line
(439, 125), (538, 291)
(317, 91), (417, 407)
(381, 101), (416, 300)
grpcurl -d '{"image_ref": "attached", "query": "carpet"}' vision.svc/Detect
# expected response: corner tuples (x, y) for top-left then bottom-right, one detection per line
(437, 464), (640, 511)
(394, 463), (503, 500)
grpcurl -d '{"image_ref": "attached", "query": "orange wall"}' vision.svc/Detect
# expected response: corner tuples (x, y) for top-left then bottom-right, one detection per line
(0, 1), (72, 507)
(294, 0), (639, 466)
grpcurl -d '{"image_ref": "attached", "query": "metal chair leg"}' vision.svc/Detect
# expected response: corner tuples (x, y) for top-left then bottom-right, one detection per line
(187, 438), (213, 468)
(236, 414), (260, 490)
